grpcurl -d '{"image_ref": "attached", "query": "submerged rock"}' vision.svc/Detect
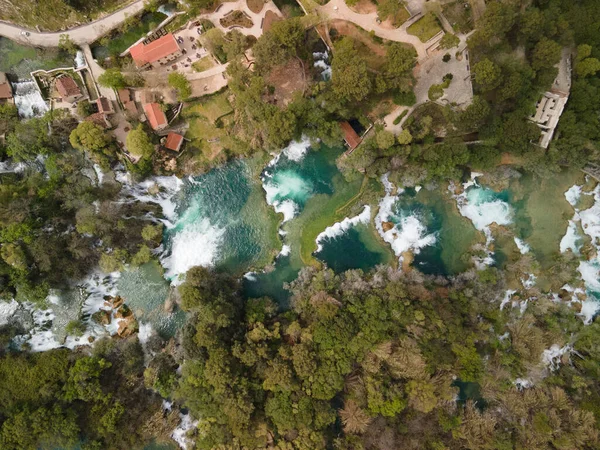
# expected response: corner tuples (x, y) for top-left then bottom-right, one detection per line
(382, 221), (395, 232)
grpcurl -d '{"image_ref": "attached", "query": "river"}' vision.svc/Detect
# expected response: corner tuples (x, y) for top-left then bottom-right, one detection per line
(3, 140), (600, 350)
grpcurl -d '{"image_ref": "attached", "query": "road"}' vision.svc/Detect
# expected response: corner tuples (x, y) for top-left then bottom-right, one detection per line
(0, 0), (145, 47)
(318, 0), (429, 60)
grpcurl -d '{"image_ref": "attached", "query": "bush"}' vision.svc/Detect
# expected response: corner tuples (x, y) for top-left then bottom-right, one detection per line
(393, 89), (416, 106)
(442, 53), (451, 62)
(393, 110), (408, 125)
(428, 84), (444, 101)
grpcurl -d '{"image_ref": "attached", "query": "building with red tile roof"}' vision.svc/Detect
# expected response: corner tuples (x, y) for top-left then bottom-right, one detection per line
(130, 34), (182, 69)
(144, 102), (168, 131)
(164, 132), (184, 152)
(55, 75), (83, 103)
(339, 121), (362, 151)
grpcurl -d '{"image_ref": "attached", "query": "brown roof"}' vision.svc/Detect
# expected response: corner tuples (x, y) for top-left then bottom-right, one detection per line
(124, 100), (139, 116)
(144, 102), (168, 130)
(339, 121), (362, 150)
(130, 34), (181, 67)
(0, 82), (12, 100)
(165, 133), (184, 152)
(97, 97), (113, 114)
(55, 76), (81, 98)
(85, 112), (110, 129)
(118, 88), (132, 103)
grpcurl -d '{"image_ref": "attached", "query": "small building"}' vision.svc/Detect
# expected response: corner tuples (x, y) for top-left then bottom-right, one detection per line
(85, 112), (111, 129)
(129, 34), (182, 69)
(339, 121), (362, 151)
(0, 72), (14, 105)
(55, 75), (83, 103)
(124, 100), (139, 117)
(97, 97), (115, 115)
(144, 102), (168, 131)
(118, 88), (132, 103)
(164, 132), (184, 152)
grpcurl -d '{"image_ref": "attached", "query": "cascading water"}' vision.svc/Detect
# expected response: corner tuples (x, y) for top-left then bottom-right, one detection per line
(11, 81), (49, 118)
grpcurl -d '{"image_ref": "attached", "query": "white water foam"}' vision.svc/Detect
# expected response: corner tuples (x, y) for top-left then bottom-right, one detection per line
(0, 299), (19, 326)
(500, 289), (516, 310)
(450, 174), (512, 268)
(172, 412), (198, 449)
(11, 81), (49, 118)
(74, 51), (86, 69)
(315, 205), (371, 252)
(560, 219), (582, 254)
(565, 184), (582, 207)
(514, 237), (530, 254)
(313, 51), (332, 80)
(162, 217), (224, 282)
(376, 174), (436, 262)
(279, 245), (291, 257)
(542, 344), (571, 371)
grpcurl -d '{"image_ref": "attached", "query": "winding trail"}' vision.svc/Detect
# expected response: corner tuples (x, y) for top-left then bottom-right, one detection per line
(0, 0), (145, 47)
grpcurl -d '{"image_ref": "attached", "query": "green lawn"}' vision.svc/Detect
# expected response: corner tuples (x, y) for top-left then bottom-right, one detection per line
(407, 13), (443, 42)
(192, 56), (216, 73)
(181, 91), (236, 160)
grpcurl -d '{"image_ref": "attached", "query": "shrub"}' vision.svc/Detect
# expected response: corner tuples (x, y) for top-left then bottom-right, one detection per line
(393, 90), (416, 106)
(428, 84), (444, 101)
(442, 53), (451, 62)
(393, 110), (408, 125)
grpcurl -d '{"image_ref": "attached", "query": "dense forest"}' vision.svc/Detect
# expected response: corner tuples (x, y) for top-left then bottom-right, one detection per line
(1, 0), (600, 448)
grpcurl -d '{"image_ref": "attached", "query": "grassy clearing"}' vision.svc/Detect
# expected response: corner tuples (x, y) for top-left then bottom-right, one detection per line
(181, 91), (236, 160)
(442, 0), (473, 33)
(407, 13), (443, 42)
(247, 0), (265, 13)
(192, 56), (216, 72)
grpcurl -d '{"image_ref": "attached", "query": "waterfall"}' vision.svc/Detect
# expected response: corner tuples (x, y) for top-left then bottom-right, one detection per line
(11, 81), (49, 118)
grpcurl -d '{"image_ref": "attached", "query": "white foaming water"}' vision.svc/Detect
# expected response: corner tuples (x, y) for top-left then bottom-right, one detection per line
(11, 81), (49, 118)
(450, 175), (512, 268)
(266, 137), (312, 167)
(0, 160), (27, 174)
(313, 51), (332, 80)
(560, 219), (582, 254)
(74, 51), (86, 69)
(279, 245), (291, 257)
(514, 237), (530, 254)
(542, 344), (571, 371)
(565, 184), (582, 207)
(172, 412), (198, 449)
(162, 217), (224, 282)
(138, 322), (155, 344)
(117, 173), (184, 225)
(500, 289), (516, 310)
(243, 271), (258, 281)
(375, 174), (436, 262)
(0, 299), (19, 326)
(93, 164), (104, 185)
(315, 205), (371, 252)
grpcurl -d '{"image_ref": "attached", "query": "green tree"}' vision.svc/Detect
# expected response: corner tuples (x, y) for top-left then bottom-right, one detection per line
(168, 72), (192, 101)
(332, 37), (372, 103)
(531, 38), (562, 71)
(126, 125), (155, 159)
(397, 128), (412, 145)
(440, 33), (460, 49)
(376, 129), (396, 150)
(98, 68), (127, 90)
(473, 58), (503, 91)
(69, 121), (112, 156)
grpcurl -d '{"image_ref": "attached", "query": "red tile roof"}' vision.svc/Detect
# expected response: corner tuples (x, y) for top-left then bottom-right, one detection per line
(130, 34), (181, 67)
(85, 112), (110, 129)
(55, 76), (81, 98)
(339, 121), (362, 150)
(165, 133), (184, 152)
(144, 102), (168, 130)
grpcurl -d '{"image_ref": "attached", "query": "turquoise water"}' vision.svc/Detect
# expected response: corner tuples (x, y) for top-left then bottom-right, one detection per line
(315, 224), (388, 273)
(162, 160), (280, 281)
